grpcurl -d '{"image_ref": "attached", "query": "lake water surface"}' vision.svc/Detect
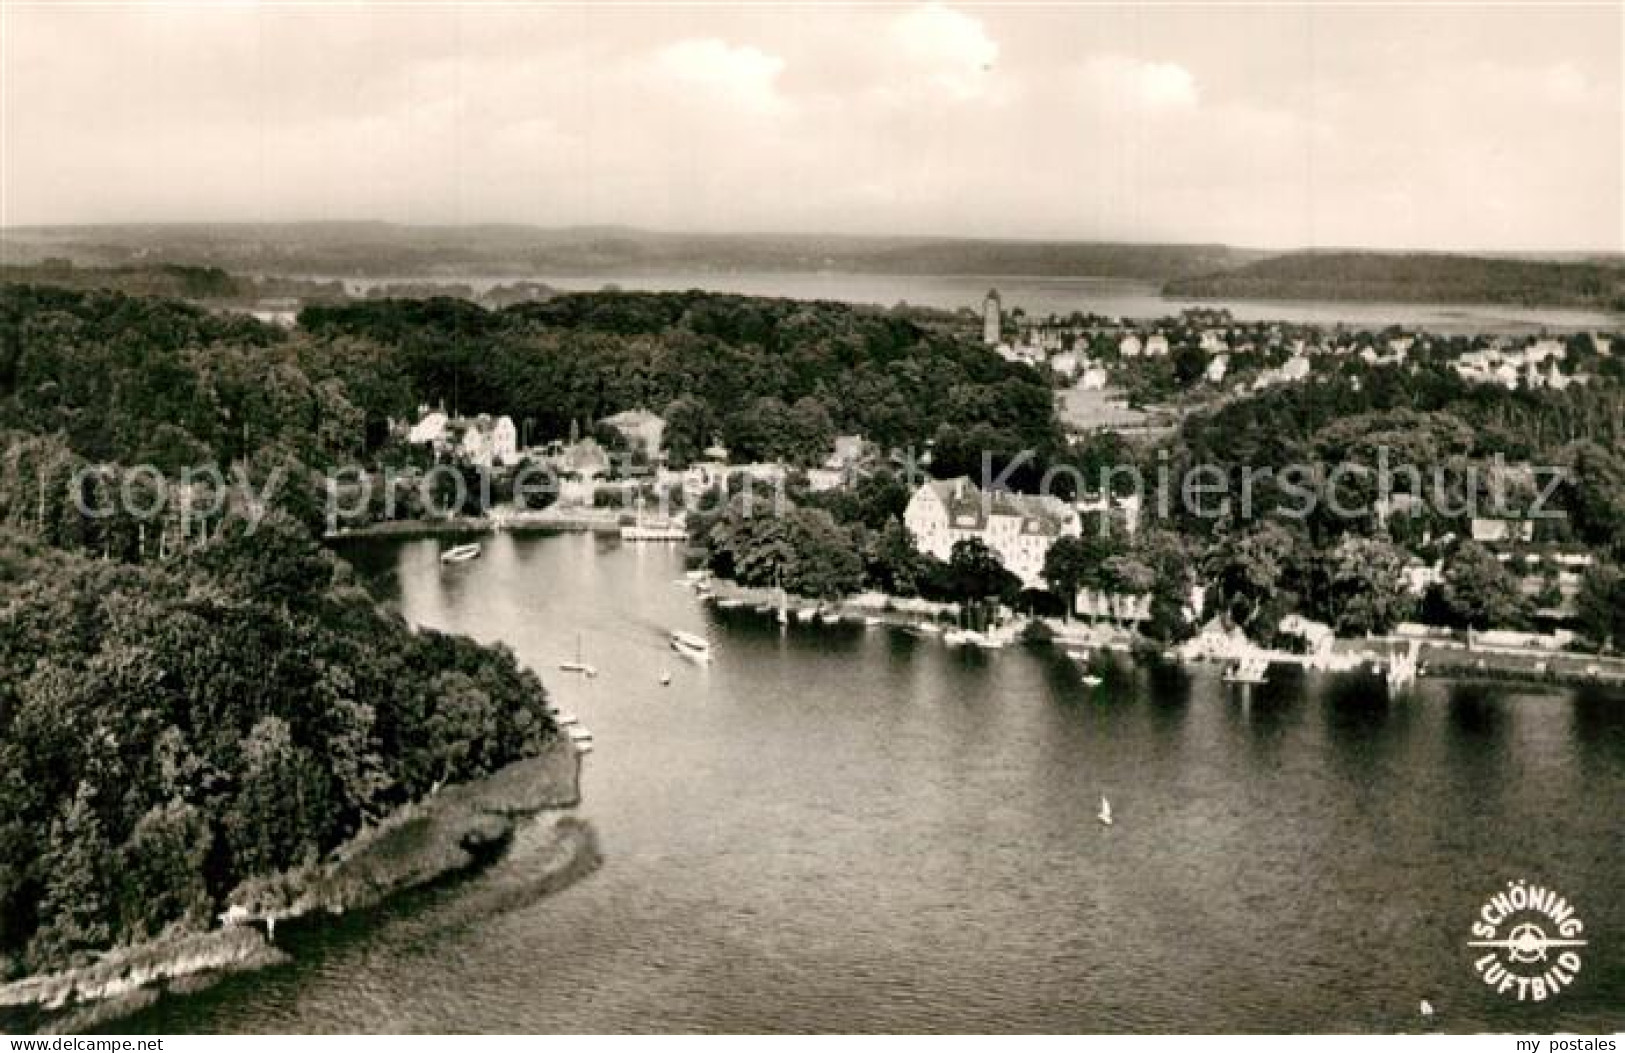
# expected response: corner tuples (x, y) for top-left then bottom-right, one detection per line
(324, 271), (1622, 334)
(124, 532), (1624, 1033)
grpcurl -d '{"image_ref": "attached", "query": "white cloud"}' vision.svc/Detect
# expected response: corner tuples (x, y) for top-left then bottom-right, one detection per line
(891, 3), (999, 100)
(654, 38), (786, 113)
(1080, 55), (1199, 111)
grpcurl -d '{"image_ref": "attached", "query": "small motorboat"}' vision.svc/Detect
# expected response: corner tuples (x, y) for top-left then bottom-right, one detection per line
(1081, 674), (1103, 686)
(863, 616), (883, 628)
(717, 597), (747, 610)
(554, 711), (580, 726)
(439, 542), (481, 565)
(567, 726), (594, 754)
(819, 609), (842, 625)
(670, 630), (713, 663)
(1097, 795), (1113, 826)
(943, 629), (971, 647)
(1419, 1000), (1434, 1018)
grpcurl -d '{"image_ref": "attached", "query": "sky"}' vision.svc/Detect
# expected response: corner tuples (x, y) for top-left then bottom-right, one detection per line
(2, 2), (1621, 252)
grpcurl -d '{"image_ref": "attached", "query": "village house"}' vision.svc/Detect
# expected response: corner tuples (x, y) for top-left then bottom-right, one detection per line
(405, 406), (519, 468)
(904, 477), (1082, 590)
(600, 408), (667, 462)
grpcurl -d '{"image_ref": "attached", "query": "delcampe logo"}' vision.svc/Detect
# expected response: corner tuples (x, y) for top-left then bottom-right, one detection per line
(1468, 880), (1587, 1002)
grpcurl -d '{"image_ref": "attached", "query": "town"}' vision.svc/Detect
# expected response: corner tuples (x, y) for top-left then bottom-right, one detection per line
(292, 285), (1625, 692)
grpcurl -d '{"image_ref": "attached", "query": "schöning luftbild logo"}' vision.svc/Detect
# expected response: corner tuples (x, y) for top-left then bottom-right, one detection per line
(1468, 880), (1587, 1002)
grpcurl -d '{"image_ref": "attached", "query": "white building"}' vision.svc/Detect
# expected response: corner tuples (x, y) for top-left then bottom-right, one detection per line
(458, 414), (519, 468)
(406, 407), (517, 467)
(904, 477), (1082, 590)
(407, 408), (449, 445)
(1144, 333), (1170, 357)
(1205, 354), (1230, 384)
(983, 290), (1002, 345)
(1118, 334), (1143, 358)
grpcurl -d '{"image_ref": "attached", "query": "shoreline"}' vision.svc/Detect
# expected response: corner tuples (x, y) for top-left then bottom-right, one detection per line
(704, 576), (1625, 690)
(325, 506), (640, 541)
(0, 737), (597, 1034)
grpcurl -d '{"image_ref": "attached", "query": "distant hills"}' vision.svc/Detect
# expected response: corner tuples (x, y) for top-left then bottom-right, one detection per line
(0, 223), (1253, 282)
(1, 224), (1621, 310)
(1165, 250), (1625, 311)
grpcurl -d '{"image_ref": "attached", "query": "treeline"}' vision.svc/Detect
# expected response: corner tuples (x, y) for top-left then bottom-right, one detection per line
(0, 262), (243, 301)
(1165, 251), (1625, 310)
(299, 290), (1063, 472)
(3, 223), (1257, 282)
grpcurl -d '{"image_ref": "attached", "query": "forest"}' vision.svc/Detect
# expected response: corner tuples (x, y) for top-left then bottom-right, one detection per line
(0, 284), (559, 979)
(1165, 251), (1625, 310)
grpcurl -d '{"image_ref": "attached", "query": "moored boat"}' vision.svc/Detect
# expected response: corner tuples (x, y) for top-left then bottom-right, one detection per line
(439, 542), (482, 565)
(670, 629), (713, 662)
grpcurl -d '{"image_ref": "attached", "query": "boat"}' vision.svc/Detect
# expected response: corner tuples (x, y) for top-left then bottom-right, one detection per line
(554, 711), (580, 726)
(909, 622), (943, 636)
(620, 520), (688, 542)
(439, 542), (481, 565)
(659, 670), (672, 686)
(1098, 795), (1113, 826)
(558, 634), (598, 677)
(567, 726), (594, 754)
(1223, 657), (1270, 685)
(794, 607), (817, 624)
(670, 629), (713, 663)
(819, 609), (842, 625)
(1081, 674), (1103, 686)
(863, 616), (883, 628)
(1419, 1000), (1434, 1018)
(717, 597), (747, 610)
(943, 628), (971, 647)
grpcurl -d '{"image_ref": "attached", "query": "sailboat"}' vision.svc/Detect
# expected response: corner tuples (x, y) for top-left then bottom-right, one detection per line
(659, 670), (673, 686)
(559, 633), (598, 677)
(1097, 795), (1113, 826)
(775, 569), (789, 626)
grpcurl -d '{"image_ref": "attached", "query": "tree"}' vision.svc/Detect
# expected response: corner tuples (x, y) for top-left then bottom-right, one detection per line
(1574, 563), (1625, 650)
(1316, 536), (1414, 636)
(863, 519), (929, 597)
(1041, 535), (1097, 614)
(1433, 542), (1529, 631)
(29, 782), (113, 969)
(944, 537), (1021, 606)
(1206, 522), (1304, 637)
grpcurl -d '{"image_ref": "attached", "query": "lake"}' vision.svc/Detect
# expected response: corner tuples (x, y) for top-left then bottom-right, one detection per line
(123, 532), (1624, 1033)
(319, 270), (1622, 334)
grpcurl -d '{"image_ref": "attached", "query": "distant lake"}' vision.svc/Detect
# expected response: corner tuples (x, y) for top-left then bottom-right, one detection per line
(310, 270), (1623, 333)
(121, 532), (1625, 1034)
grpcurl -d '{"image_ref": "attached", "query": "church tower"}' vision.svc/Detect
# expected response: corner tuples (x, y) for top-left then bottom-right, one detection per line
(982, 289), (1002, 345)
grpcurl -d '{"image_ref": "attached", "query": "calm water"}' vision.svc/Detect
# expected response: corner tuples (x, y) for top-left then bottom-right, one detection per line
(322, 270), (1622, 333)
(125, 532), (1623, 1033)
